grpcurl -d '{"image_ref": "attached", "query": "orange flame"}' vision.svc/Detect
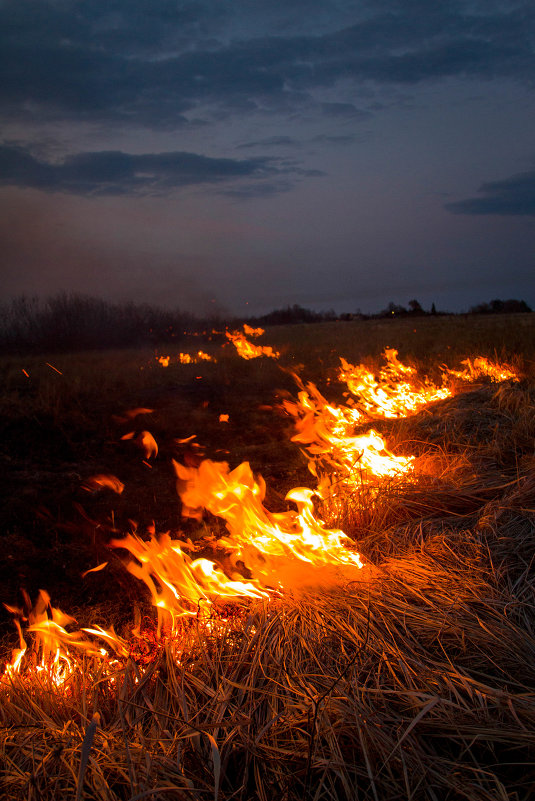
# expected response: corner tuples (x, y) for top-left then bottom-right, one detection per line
(3, 590), (127, 682)
(109, 529), (267, 635)
(444, 356), (519, 383)
(284, 381), (414, 487)
(339, 348), (451, 419)
(82, 474), (124, 494)
(226, 326), (279, 360)
(243, 324), (265, 337)
(158, 352), (216, 366)
(121, 430), (158, 459)
(174, 459), (364, 591)
(4, 346), (520, 678)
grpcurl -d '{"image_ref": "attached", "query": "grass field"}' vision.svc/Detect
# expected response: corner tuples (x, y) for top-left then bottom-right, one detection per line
(1, 313), (535, 800)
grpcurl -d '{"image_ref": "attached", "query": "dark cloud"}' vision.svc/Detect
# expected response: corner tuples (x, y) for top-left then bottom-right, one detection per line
(1, 1), (533, 129)
(0, 143), (294, 196)
(236, 136), (299, 150)
(320, 102), (368, 119)
(445, 171), (535, 216)
(311, 134), (358, 145)
(220, 180), (296, 199)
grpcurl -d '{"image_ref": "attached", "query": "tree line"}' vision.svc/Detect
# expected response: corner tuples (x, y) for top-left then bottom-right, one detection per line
(0, 293), (531, 353)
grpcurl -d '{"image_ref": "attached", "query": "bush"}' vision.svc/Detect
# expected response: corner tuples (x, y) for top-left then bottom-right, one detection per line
(0, 293), (202, 352)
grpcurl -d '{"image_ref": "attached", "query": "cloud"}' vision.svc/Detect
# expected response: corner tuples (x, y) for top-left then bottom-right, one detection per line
(320, 102), (369, 119)
(445, 171), (535, 216)
(0, 143), (302, 196)
(1, 1), (533, 130)
(236, 136), (300, 149)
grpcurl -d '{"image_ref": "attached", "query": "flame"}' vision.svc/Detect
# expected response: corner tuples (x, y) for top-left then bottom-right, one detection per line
(158, 352), (216, 366)
(109, 529), (267, 635)
(121, 430), (158, 459)
(225, 326), (279, 360)
(284, 380), (414, 488)
(173, 459), (364, 590)
(3, 345), (521, 679)
(243, 324), (265, 337)
(339, 348), (451, 419)
(3, 590), (127, 682)
(179, 350), (215, 364)
(82, 474), (124, 494)
(444, 356), (519, 383)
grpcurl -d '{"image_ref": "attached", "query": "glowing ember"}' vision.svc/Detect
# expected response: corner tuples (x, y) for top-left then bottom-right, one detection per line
(158, 352), (216, 366)
(225, 325), (279, 360)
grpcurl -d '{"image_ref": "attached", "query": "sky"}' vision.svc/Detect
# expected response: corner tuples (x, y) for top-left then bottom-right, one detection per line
(1, 0), (534, 317)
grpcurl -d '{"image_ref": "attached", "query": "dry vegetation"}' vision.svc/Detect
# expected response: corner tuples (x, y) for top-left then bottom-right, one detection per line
(1, 313), (535, 800)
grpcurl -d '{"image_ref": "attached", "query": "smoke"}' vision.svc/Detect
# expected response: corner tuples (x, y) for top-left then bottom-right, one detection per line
(0, 189), (229, 316)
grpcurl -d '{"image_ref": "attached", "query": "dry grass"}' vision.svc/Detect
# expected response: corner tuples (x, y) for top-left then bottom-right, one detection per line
(3, 531), (535, 800)
(1, 314), (535, 800)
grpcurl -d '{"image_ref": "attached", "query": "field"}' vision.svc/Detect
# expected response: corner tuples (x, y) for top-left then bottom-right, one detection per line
(1, 313), (535, 800)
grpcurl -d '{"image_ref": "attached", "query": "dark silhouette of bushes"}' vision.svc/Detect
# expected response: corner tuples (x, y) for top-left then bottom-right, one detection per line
(1, 292), (532, 353)
(0, 293), (203, 352)
(469, 298), (532, 314)
(256, 304), (337, 326)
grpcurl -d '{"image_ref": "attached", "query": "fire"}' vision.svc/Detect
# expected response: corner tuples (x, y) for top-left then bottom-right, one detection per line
(180, 350), (214, 364)
(285, 350), (519, 494)
(243, 323), (265, 337)
(3, 344), (521, 679)
(108, 529), (267, 635)
(444, 356), (519, 383)
(225, 325), (279, 360)
(339, 348), (451, 419)
(284, 380), (414, 487)
(82, 474), (124, 494)
(158, 351), (216, 366)
(3, 590), (127, 682)
(174, 459), (364, 589)
(121, 429), (158, 459)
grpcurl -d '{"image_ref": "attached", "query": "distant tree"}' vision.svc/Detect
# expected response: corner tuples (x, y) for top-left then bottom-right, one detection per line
(469, 298), (532, 315)
(380, 301), (407, 317)
(500, 298), (531, 313)
(407, 299), (424, 315)
(469, 301), (490, 314)
(431, 302), (437, 315)
(257, 304), (326, 325)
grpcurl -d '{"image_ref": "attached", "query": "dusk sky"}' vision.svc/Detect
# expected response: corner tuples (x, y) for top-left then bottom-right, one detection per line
(1, 0), (534, 316)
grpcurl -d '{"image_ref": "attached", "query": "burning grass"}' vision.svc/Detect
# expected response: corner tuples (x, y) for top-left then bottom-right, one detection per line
(3, 530), (535, 800)
(1, 314), (535, 799)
